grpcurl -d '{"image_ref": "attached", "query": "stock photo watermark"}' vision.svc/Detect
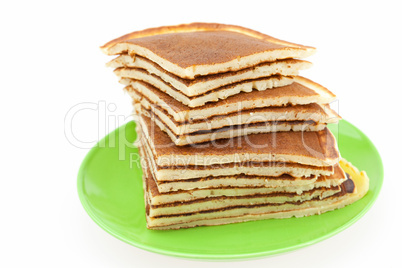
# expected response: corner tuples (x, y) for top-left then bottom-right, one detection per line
(64, 99), (340, 167)
(64, 101), (136, 158)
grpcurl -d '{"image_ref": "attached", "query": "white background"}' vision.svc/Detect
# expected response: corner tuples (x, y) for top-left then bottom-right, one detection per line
(1, 0), (399, 267)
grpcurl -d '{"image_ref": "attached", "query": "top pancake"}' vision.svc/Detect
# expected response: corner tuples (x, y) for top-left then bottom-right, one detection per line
(101, 23), (316, 79)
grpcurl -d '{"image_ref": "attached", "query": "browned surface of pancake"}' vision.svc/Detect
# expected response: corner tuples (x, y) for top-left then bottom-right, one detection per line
(140, 135), (334, 181)
(142, 136), (334, 173)
(139, 115), (339, 166)
(126, 31), (287, 67)
(101, 23), (315, 74)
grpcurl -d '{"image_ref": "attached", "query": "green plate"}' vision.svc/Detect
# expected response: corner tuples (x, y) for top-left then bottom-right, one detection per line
(77, 120), (383, 260)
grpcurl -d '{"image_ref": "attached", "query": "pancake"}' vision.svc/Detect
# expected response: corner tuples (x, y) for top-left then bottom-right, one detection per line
(141, 152), (346, 218)
(138, 107), (327, 146)
(101, 22), (315, 79)
(145, 179), (353, 228)
(155, 175), (322, 194)
(120, 72), (294, 107)
(142, 151), (347, 204)
(145, 159), (369, 229)
(153, 173), (345, 194)
(138, 114), (340, 167)
(109, 55), (311, 97)
(141, 137), (334, 182)
(124, 76), (336, 118)
(147, 186), (341, 217)
(139, 145), (333, 193)
(112, 56), (311, 97)
(130, 89), (340, 135)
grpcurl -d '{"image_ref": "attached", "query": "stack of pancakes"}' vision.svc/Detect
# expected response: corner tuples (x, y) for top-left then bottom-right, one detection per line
(101, 23), (369, 229)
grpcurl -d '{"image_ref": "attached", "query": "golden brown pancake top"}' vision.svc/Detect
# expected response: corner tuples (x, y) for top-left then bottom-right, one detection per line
(102, 23), (315, 56)
(140, 115), (339, 163)
(125, 31), (288, 68)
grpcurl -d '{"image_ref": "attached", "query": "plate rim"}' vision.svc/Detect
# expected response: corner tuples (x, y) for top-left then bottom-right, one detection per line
(77, 119), (383, 260)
